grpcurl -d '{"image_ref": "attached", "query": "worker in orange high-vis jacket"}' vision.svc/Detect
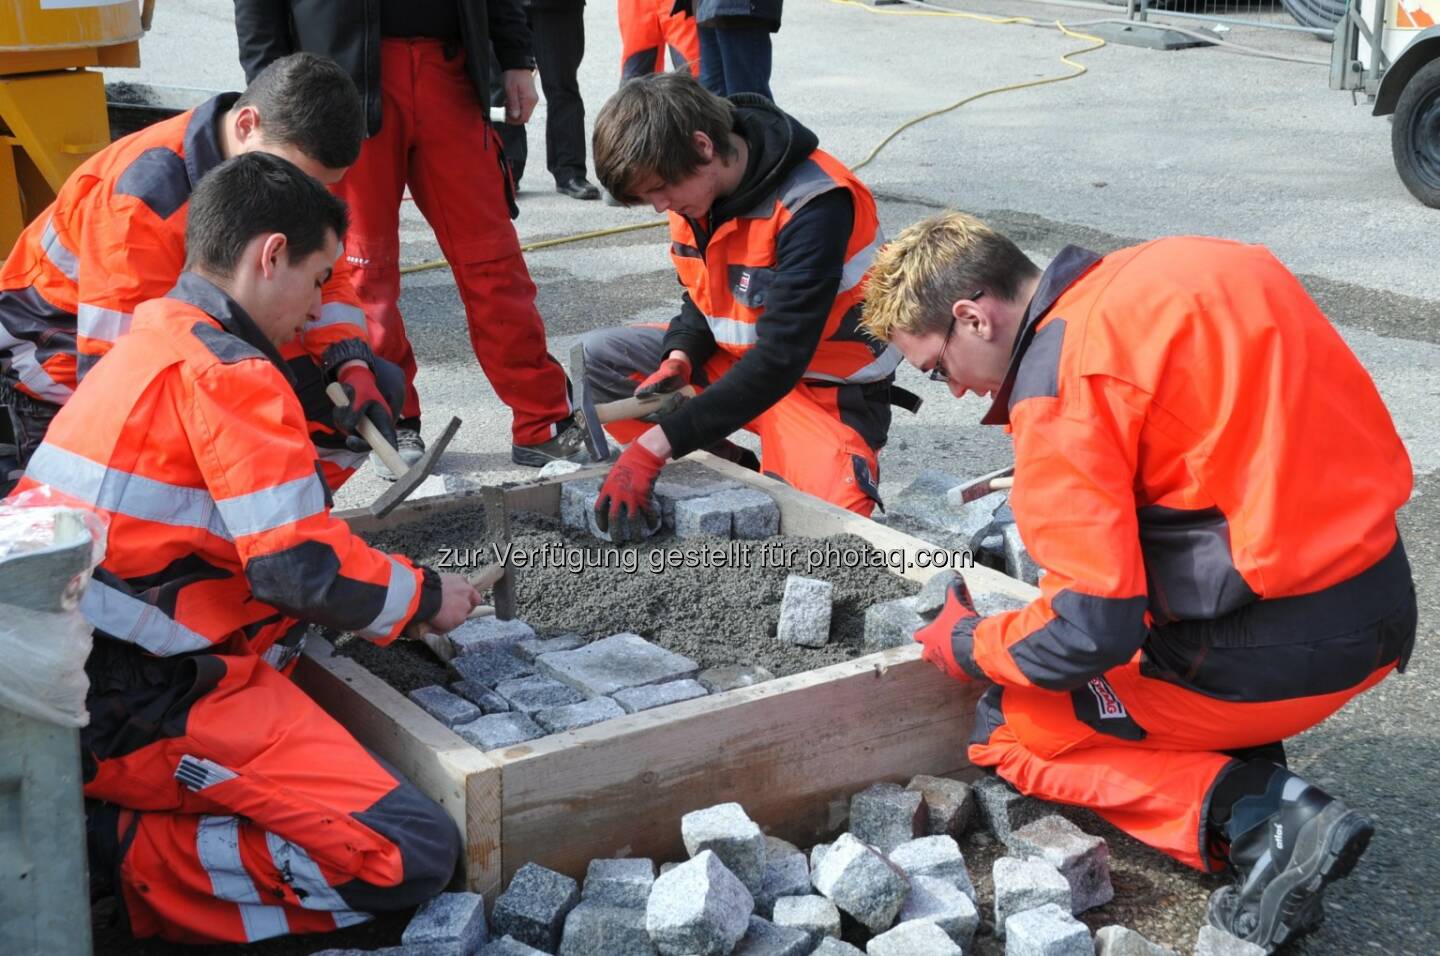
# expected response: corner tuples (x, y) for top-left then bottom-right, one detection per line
(861, 212), (1417, 954)
(619, 0), (701, 79)
(581, 73), (916, 536)
(7, 153), (480, 945)
(0, 53), (401, 497)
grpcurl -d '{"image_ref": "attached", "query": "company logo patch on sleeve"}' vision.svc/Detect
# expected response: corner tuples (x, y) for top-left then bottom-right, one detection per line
(1086, 676), (1128, 719)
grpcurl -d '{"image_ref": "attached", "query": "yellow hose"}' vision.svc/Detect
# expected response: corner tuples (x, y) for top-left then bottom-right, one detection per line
(398, 2), (1104, 276)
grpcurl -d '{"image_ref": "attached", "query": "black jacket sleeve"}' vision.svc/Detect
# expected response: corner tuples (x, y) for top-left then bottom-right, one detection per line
(233, 0), (296, 82)
(488, 0), (536, 70)
(660, 291), (720, 371)
(659, 189), (854, 458)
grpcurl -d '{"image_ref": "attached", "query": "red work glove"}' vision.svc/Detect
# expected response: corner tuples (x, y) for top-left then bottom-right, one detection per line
(635, 353), (692, 399)
(913, 579), (980, 682)
(335, 363), (398, 453)
(594, 442), (666, 542)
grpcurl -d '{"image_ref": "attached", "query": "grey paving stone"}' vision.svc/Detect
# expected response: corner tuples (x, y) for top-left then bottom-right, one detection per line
(888, 470), (966, 531)
(862, 597), (925, 652)
(560, 477), (605, 532)
(753, 847), (810, 917)
(1194, 925), (1268, 956)
(992, 857), (1071, 939)
(771, 895), (840, 946)
(731, 915), (810, 956)
(515, 634), (588, 663)
(613, 679), (710, 713)
(535, 695), (626, 733)
(974, 589), (1030, 616)
(812, 940), (865, 956)
(1004, 902), (1091, 955)
(1003, 522), (1044, 586)
(810, 842), (830, 873)
(975, 775), (1051, 843)
(866, 919), (962, 955)
(888, 836), (976, 903)
(776, 575), (833, 647)
(707, 489), (779, 539)
(681, 802), (768, 896)
(479, 936), (551, 956)
(449, 643), (537, 689)
(453, 712), (546, 751)
(911, 570), (963, 618)
(697, 663), (775, 694)
(674, 494), (735, 539)
(810, 832), (910, 934)
(1094, 925), (1180, 956)
(850, 782), (925, 855)
(537, 632), (700, 696)
(944, 488), (1009, 539)
(491, 862), (581, 953)
(1008, 815), (1113, 914)
(653, 461), (743, 528)
(402, 891), (489, 953)
(645, 850), (754, 956)
(905, 775), (976, 839)
(558, 901), (657, 956)
(659, 861), (681, 875)
(896, 875), (978, 949)
(451, 680), (513, 714)
(494, 674), (586, 715)
(311, 948), (449, 956)
(407, 685), (483, 728)
(582, 857), (655, 909)
(448, 616), (538, 654)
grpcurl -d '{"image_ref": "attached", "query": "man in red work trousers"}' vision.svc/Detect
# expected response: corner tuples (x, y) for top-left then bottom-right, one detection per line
(0, 53), (395, 496)
(236, 0), (595, 472)
(861, 211), (1417, 952)
(9, 153), (478, 944)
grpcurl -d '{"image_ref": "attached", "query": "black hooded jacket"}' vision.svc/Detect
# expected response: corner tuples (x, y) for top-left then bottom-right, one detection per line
(658, 96), (855, 459)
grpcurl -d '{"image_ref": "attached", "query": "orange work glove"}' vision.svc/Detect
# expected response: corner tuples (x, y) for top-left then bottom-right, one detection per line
(594, 442), (666, 542)
(635, 354), (692, 399)
(913, 578), (980, 682)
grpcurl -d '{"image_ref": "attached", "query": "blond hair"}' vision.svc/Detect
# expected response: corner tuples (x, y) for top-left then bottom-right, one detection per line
(861, 211), (1039, 341)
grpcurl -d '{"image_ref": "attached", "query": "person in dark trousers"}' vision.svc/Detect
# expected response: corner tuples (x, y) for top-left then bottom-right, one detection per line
(234, 0), (598, 471)
(682, 0), (782, 99)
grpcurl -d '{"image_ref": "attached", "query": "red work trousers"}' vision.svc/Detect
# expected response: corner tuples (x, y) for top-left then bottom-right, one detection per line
(334, 39), (572, 446)
(84, 637), (459, 944)
(618, 0), (701, 78)
(967, 660), (1398, 872)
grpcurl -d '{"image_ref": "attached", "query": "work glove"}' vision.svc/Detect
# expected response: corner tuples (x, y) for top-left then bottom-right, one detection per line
(594, 442), (666, 542)
(635, 354), (693, 399)
(912, 578), (980, 682)
(334, 363), (398, 453)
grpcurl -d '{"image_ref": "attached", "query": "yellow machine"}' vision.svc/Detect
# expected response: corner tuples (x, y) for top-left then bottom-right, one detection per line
(0, 0), (147, 251)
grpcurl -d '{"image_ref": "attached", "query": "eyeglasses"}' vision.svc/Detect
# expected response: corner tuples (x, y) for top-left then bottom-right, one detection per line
(927, 290), (984, 383)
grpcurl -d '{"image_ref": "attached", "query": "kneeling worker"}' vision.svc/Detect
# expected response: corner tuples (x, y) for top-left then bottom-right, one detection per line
(860, 212), (1416, 952)
(8, 153), (479, 944)
(581, 72), (914, 537)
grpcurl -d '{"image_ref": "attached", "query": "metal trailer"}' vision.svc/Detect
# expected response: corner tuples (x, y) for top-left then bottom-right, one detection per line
(1331, 0), (1440, 206)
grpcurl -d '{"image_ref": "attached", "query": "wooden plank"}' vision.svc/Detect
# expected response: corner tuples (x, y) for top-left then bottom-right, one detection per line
(294, 637), (503, 897)
(490, 645), (986, 883)
(334, 464), (603, 533)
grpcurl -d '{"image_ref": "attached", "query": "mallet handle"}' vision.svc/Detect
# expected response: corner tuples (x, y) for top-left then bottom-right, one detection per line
(326, 382), (409, 477)
(595, 385), (698, 424)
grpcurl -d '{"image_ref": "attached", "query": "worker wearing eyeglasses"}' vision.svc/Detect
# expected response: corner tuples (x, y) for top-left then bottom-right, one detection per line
(860, 210), (1416, 953)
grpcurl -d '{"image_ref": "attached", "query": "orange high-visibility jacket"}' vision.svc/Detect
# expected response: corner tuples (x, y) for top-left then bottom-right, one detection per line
(9, 273), (434, 658)
(668, 150), (898, 385)
(954, 239), (1413, 695)
(0, 94), (367, 406)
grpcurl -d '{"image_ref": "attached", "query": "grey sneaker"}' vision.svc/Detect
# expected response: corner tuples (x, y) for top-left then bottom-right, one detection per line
(512, 420), (594, 467)
(372, 425), (425, 481)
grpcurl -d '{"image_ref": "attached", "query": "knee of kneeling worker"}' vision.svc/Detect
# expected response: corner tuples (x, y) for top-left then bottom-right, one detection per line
(349, 784), (462, 910)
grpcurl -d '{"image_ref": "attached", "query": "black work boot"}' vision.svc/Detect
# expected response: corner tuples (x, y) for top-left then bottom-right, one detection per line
(1207, 761), (1374, 952)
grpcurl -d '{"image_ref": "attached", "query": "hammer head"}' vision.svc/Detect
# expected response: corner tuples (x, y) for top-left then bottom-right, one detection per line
(949, 464), (1015, 507)
(570, 342), (612, 463)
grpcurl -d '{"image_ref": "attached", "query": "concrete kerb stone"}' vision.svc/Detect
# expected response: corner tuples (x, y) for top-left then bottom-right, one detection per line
(645, 849), (755, 956)
(401, 891), (489, 954)
(905, 775), (976, 840)
(490, 862), (581, 953)
(811, 939), (865, 956)
(453, 711), (546, 751)
(731, 915), (812, 956)
(681, 802), (768, 897)
(1094, 924), (1180, 956)
(494, 674), (586, 715)
(557, 901), (658, 956)
(612, 679), (710, 713)
(449, 644), (537, 689)
(992, 857), (1071, 939)
(515, 634), (587, 663)
(1004, 902), (1092, 956)
(771, 894), (840, 946)
(865, 919), (963, 955)
(810, 832), (910, 934)
(776, 574), (833, 647)
(448, 617), (537, 655)
(974, 775), (1051, 844)
(753, 848), (811, 917)
(1007, 814), (1114, 914)
(535, 695), (626, 733)
(537, 632), (700, 697)
(896, 875), (978, 948)
(407, 685), (483, 728)
(583, 857), (656, 909)
(697, 664), (775, 694)
(861, 598), (926, 653)
(1194, 925), (1269, 956)
(850, 783), (925, 855)
(887, 835), (976, 904)
(451, 680), (513, 714)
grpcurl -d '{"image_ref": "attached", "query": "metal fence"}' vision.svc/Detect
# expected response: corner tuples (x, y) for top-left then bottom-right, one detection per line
(1128, 0), (1339, 40)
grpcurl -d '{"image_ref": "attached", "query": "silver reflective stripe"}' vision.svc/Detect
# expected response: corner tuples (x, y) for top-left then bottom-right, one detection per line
(7, 343), (73, 403)
(361, 557), (417, 639)
(309, 302), (366, 333)
(804, 345), (903, 385)
(26, 443), (231, 539)
(77, 303), (132, 344)
(264, 832), (372, 927)
(216, 474), (327, 537)
(260, 633), (307, 672)
(197, 816), (291, 942)
(839, 236), (882, 294)
(81, 579), (213, 656)
(317, 445), (367, 471)
(41, 218), (79, 282)
(704, 315), (758, 348)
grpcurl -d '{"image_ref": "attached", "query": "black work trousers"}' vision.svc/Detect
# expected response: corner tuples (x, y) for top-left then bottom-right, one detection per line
(530, 7), (589, 185)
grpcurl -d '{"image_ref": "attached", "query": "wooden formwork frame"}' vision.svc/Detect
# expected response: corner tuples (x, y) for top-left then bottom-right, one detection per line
(295, 453), (1037, 898)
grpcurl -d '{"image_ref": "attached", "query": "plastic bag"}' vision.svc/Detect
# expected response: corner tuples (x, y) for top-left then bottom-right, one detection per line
(0, 488), (108, 727)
